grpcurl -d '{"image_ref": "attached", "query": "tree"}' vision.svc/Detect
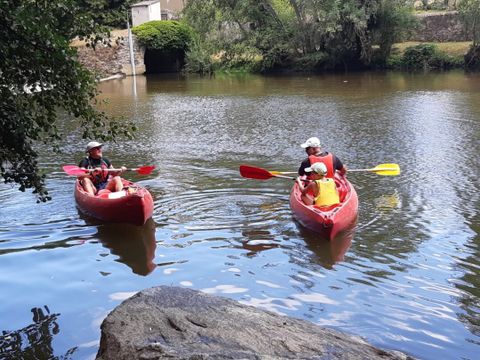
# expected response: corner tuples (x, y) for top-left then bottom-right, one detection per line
(459, 0), (480, 47)
(76, 0), (138, 29)
(182, 0), (416, 72)
(459, 0), (480, 70)
(0, 0), (135, 201)
(371, 0), (419, 64)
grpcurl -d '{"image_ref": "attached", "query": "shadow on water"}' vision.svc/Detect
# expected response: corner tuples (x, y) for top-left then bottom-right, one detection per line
(0, 306), (76, 359)
(78, 211), (157, 276)
(296, 220), (356, 269)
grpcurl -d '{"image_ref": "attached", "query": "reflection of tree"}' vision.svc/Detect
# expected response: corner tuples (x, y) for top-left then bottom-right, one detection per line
(239, 229), (280, 257)
(0, 306), (76, 359)
(453, 226), (480, 337)
(96, 219), (157, 276)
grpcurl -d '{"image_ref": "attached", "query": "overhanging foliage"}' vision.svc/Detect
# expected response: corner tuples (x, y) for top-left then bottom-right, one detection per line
(0, 0), (135, 201)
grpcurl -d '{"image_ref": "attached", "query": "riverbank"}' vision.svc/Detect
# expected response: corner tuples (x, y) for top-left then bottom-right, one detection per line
(73, 11), (474, 78)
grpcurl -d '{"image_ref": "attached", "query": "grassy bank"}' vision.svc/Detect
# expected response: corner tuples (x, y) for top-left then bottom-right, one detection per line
(392, 41), (471, 57)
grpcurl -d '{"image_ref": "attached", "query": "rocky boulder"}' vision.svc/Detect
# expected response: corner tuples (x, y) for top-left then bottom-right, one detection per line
(96, 286), (413, 360)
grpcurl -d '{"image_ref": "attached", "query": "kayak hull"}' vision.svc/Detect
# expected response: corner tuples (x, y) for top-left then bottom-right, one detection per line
(289, 174), (358, 240)
(74, 179), (154, 226)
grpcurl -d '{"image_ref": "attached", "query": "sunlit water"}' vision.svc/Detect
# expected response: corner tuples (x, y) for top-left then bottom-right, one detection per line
(1, 72), (479, 359)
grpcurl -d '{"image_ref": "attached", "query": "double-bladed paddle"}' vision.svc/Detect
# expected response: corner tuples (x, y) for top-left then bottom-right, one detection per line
(240, 163), (400, 180)
(62, 165), (155, 176)
(239, 165), (297, 180)
(348, 163), (400, 176)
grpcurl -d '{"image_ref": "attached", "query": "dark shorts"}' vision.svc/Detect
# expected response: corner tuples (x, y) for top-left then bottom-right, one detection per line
(95, 182), (108, 191)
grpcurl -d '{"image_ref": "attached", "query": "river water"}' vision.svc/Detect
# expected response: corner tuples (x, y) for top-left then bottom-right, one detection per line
(0, 71), (479, 359)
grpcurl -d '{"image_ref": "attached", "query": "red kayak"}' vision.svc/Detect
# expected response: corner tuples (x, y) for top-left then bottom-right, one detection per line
(289, 174), (358, 240)
(74, 179), (154, 226)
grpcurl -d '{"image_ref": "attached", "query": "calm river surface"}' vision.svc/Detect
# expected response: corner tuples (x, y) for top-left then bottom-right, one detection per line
(1, 72), (479, 359)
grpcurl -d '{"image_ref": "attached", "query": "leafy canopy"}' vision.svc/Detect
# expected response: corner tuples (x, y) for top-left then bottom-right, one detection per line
(182, 0), (417, 71)
(0, 0), (135, 201)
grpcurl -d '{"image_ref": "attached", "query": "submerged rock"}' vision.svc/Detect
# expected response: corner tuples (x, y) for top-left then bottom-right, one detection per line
(96, 286), (412, 360)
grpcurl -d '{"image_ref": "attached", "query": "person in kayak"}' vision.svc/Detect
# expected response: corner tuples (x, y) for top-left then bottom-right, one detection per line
(77, 141), (126, 195)
(297, 137), (347, 179)
(296, 162), (340, 207)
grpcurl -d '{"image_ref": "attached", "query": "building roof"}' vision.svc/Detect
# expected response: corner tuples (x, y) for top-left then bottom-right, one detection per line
(131, 0), (160, 7)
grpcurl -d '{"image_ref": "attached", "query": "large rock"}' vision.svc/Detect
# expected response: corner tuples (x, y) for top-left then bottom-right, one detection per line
(96, 286), (413, 360)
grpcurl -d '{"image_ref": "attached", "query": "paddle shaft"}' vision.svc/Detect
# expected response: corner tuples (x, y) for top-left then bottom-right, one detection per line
(349, 168), (398, 172)
(63, 165), (155, 176)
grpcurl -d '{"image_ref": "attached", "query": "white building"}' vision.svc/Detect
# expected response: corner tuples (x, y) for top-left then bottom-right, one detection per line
(131, 1), (161, 27)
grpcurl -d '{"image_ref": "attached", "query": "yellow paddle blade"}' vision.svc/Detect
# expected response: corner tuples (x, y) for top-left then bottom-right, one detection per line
(371, 163), (400, 176)
(270, 170), (297, 175)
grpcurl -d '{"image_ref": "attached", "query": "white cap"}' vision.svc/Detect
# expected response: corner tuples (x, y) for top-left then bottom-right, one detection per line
(305, 162), (327, 175)
(85, 141), (103, 152)
(300, 137), (321, 148)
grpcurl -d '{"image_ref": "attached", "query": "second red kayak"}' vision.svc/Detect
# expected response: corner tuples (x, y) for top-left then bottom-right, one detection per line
(74, 179), (154, 226)
(289, 174), (358, 240)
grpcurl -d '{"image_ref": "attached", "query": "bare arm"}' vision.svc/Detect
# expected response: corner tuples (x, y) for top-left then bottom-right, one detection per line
(297, 177), (316, 196)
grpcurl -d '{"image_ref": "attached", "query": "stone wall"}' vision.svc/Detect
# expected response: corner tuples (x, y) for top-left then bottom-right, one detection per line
(74, 30), (145, 79)
(409, 11), (470, 42)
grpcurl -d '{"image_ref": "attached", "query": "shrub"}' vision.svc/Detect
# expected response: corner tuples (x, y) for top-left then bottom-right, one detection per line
(399, 43), (462, 70)
(216, 43), (262, 72)
(184, 40), (215, 75)
(402, 43), (437, 70)
(385, 53), (403, 69)
(132, 20), (195, 51)
(292, 52), (328, 71)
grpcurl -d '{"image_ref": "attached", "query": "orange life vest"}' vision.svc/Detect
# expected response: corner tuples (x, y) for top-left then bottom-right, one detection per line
(308, 153), (334, 178)
(85, 157), (109, 185)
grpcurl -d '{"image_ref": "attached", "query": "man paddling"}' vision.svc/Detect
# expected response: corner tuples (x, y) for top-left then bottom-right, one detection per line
(298, 137), (347, 179)
(78, 141), (126, 195)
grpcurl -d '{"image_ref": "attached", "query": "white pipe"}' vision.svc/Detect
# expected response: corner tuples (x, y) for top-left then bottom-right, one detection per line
(127, 11), (136, 77)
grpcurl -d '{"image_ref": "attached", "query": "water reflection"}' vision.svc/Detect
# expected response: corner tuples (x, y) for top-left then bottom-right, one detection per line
(240, 229), (280, 257)
(298, 224), (355, 269)
(96, 219), (157, 276)
(1, 72), (480, 360)
(0, 306), (76, 359)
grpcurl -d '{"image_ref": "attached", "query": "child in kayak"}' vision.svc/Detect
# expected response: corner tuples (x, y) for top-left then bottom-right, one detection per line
(296, 162), (340, 207)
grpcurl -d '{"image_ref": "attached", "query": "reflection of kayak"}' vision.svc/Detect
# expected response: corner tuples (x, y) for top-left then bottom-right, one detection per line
(289, 174), (358, 240)
(97, 219), (157, 276)
(74, 179), (154, 226)
(300, 225), (355, 268)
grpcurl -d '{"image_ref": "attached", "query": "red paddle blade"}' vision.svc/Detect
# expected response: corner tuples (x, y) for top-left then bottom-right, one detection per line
(239, 165), (273, 180)
(63, 165), (88, 176)
(136, 165), (155, 175)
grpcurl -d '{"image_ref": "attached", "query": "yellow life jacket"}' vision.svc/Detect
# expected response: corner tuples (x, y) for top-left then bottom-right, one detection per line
(314, 178), (340, 207)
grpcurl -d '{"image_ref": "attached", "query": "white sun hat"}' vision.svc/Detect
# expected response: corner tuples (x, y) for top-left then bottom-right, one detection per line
(85, 141), (103, 152)
(300, 137), (321, 148)
(305, 162), (327, 175)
